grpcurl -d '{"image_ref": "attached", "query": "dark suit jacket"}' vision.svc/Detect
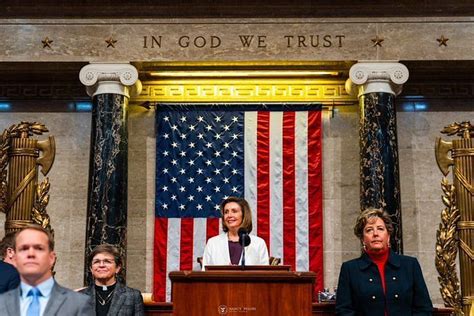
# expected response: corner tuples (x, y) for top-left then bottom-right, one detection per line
(0, 281), (94, 315)
(80, 282), (144, 316)
(0, 261), (20, 294)
(335, 250), (433, 316)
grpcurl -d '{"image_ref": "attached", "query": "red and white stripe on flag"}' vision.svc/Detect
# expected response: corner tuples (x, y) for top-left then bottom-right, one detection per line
(153, 110), (323, 302)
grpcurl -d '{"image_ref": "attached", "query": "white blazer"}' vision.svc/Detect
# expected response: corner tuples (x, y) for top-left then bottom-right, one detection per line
(202, 233), (269, 270)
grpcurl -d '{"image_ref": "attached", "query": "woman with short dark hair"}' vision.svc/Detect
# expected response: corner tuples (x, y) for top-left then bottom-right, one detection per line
(80, 244), (144, 316)
(202, 197), (269, 269)
(336, 208), (433, 315)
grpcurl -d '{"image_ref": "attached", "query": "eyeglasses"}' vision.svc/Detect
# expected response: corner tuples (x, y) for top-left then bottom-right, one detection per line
(91, 259), (115, 266)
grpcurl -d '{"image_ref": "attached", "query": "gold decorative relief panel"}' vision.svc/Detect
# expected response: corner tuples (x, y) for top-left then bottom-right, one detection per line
(135, 79), (353, 103)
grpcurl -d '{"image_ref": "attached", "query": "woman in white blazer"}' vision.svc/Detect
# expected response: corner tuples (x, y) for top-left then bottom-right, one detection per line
(202, 197), (269, 269)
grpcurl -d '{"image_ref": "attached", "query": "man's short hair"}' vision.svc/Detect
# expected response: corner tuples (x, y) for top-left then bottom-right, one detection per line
(13, 225), (55, 251)
(0, 232), (16, 259)
(88, 244), (123, 268)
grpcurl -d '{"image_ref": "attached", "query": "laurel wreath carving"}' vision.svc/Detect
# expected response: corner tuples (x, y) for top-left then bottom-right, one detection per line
(0, 122), (49, 214)
(8, 121), (49, 138)
(0, 130), (9, 213)
(441, 121), (474, 139)
(435, 177), (463, 315)
(32, 177), (54, 237)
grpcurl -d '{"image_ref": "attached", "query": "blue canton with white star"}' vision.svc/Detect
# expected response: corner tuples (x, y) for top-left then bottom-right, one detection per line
(155, 109), (244, 218)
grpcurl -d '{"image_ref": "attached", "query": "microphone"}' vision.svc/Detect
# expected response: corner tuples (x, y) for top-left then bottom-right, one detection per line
(238, 228), (251, 268)
(238, 228), (251, 247)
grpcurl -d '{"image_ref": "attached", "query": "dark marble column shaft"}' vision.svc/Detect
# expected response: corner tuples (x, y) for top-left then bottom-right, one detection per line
(79, 63), (141, 285)
(84, 93), (129, 284)
(346, 62), (409, 254)
(359, 92), (402, 252)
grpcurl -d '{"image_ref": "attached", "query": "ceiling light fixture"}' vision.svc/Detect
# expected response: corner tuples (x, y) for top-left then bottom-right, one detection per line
(149, 70), (340, 78)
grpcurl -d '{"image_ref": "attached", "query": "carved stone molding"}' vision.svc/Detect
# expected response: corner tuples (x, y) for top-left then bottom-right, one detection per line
(401, 82), (474, 99)
(345, 62), (409, 98)
(0, 84), (86, 99)
(79, 63), (142, 98)
(0, 82), (469, 101)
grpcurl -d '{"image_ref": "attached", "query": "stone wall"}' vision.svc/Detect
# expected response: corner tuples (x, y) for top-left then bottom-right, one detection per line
(0, 112), (91, 289)
(1, 106), (472, 304)
(0, 18), (473, 62)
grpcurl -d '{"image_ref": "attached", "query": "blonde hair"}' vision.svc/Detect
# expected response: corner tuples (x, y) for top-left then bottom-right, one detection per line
(353, 208), (394, 240)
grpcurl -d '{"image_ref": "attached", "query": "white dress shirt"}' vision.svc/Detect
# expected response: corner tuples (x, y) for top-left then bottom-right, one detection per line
(20, 277), (55, 316)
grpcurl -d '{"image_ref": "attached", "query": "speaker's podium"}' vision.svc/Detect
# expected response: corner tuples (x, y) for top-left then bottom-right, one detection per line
(169, 265), (316, 316)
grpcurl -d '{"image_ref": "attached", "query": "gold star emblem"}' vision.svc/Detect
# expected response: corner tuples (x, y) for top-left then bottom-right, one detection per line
(371, 36), (384, 47)
(437, 35), (449, 47)
(41, 37), (53, 48)
(105, 37), (117, 48)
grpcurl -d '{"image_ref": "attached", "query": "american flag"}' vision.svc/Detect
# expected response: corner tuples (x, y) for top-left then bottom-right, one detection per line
(153, 104), (323, 302)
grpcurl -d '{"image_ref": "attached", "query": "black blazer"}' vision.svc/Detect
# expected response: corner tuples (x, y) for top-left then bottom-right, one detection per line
(335, 250), (433, 316)
(80, 282), (144, 316)
(0, 261), (20, 294)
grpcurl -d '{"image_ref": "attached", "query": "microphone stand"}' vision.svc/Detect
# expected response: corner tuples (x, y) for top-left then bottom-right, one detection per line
(240, 237), (246, 270)
(238, 228), (250, 270)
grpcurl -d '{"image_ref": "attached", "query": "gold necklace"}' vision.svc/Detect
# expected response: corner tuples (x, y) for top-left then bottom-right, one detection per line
(96, 288), (115, 306)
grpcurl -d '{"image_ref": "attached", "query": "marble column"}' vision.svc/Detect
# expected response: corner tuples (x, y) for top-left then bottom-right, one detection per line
(79, 63), (142, 284)
(345, 62), (409, 253)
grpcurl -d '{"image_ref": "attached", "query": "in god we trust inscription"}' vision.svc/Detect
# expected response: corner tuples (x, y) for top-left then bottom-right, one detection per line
(142, 33), (346, 49)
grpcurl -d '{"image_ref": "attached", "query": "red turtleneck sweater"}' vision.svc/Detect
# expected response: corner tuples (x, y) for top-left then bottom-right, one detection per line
(366, 247), (390, 293)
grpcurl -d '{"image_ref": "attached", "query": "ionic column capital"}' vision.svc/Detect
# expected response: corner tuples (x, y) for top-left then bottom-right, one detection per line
(345, 61), (409, 98)
(79, 63), (142, 98)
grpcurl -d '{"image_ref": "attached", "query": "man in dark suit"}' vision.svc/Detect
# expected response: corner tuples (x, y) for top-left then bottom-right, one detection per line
(0, 260), (20, 294)
(0, 225), (93, 316)
(0, 232), (17, 265)
(0, 232), (20, 294)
